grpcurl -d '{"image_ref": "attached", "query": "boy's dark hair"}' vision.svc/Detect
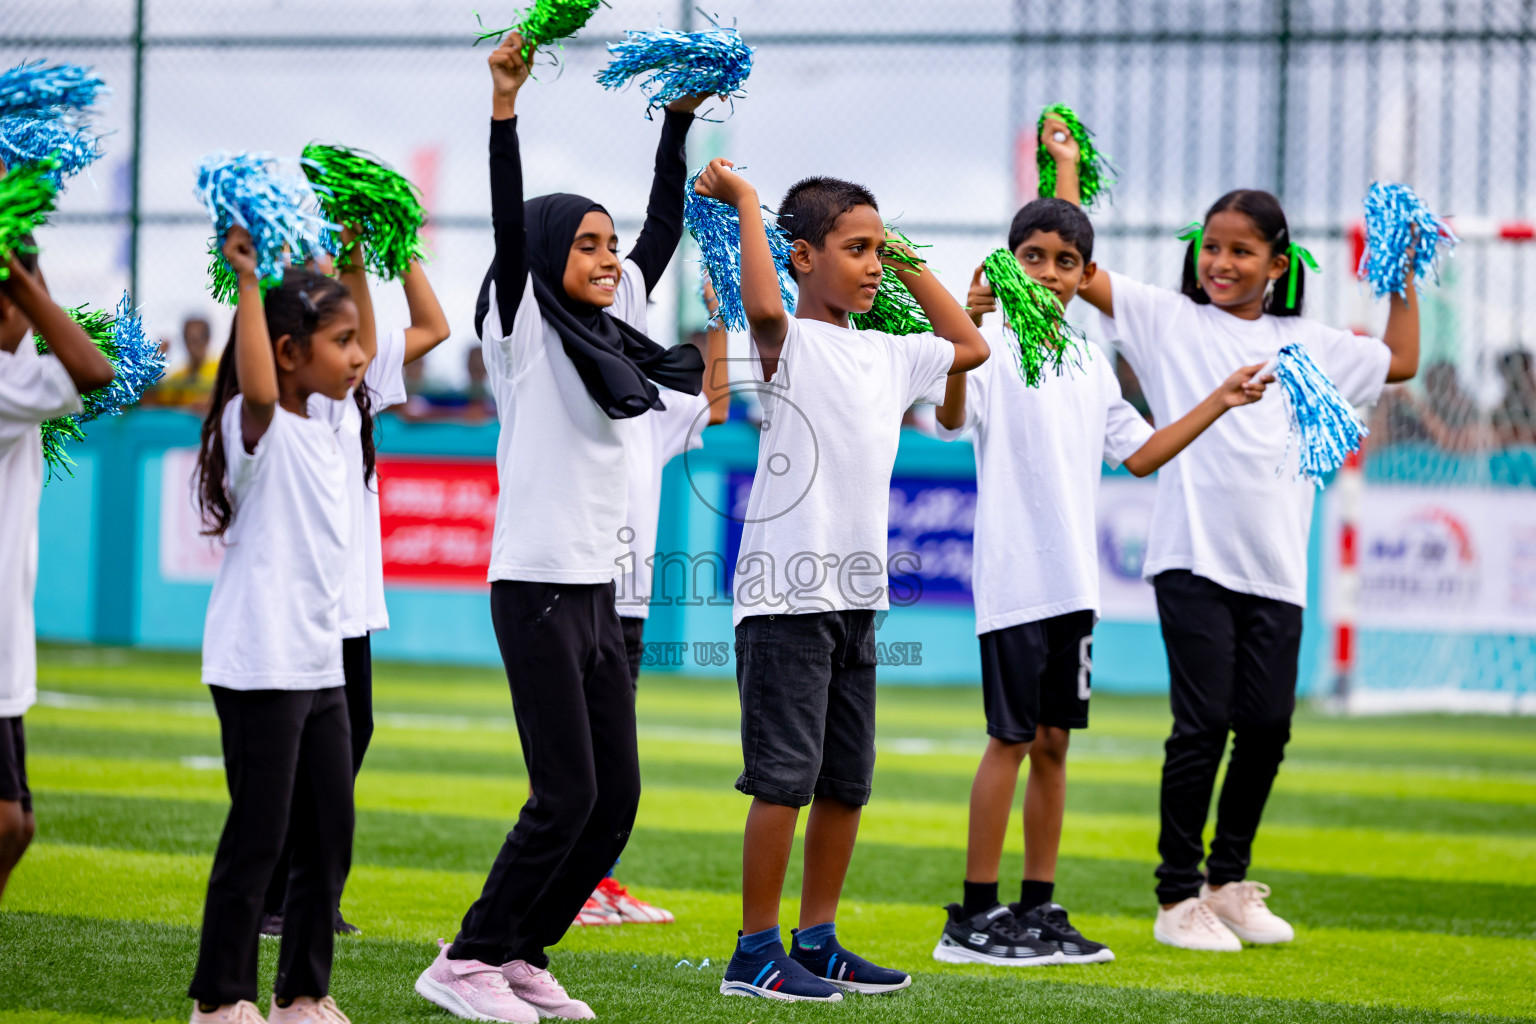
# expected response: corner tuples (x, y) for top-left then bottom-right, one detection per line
(778, 177), (879, 277)
(1008, 198), (1094, 262)
(1182, 188), (1303, 317)
(196, 269), (357, 538)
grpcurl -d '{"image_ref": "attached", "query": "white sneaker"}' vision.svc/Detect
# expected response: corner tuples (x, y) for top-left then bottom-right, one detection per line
(1153, 897), (1242, 952)
(1201, 881), (1295, 944)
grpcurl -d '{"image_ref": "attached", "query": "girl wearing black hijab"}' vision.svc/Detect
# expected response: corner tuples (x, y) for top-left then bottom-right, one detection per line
(415, 35), (706, 1024)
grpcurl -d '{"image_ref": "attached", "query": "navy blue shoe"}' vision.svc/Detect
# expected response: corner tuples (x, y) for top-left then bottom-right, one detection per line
(720, 934), (843, 1002)
(790, 928), (912, 995)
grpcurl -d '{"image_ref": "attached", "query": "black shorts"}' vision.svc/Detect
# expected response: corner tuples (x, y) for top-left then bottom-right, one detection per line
(979, 610), (1095, 743)
(620, 616), (645, 689)
(734, 610), (878, 808)
(0, 716), (30, 813)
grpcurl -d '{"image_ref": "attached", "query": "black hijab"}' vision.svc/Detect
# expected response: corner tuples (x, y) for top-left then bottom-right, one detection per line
(480, 193), (703, 419)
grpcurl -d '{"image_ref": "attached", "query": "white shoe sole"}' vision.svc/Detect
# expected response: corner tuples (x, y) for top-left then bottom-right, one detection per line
(932, 937), (1065, 967)
(1059, 947), (1116, 964)
(415, 972), (535, 1023)
(827, 974), (912, 995)
(719, 980), (843, 1002)
(1152, 925), (1242, 953)
(1223, 921), (1295, 945)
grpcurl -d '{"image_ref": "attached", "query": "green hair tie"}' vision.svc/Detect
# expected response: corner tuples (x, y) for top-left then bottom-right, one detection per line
(1176, 221), (1203, 281)
(1284, 241), (1318, 309)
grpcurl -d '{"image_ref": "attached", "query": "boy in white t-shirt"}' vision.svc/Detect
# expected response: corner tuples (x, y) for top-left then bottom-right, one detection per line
(692, 159), (990, 1001)
(930, 186), (1270, 968)
(0, 243), (114, 904)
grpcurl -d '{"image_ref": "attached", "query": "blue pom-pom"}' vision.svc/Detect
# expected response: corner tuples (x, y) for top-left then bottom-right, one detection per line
(195, 151), (336, 300)
(1359, 181), (1456, 300)
(596, 20), (753, 117)
(683, 168), (796, 331)
(85, 291), (165, 424)
(1274, 343), (1367, 486)
(0, 116), (103, 182)
(0, 60), (107, 122)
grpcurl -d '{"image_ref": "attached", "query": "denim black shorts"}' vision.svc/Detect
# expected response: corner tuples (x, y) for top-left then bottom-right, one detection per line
(0, 716), (30, 813)
(979, 610), (1095, 743)
(734, 610), (878, 808)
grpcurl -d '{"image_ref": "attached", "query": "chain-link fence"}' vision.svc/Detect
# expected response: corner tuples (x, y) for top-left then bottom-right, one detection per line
(5, 0), (1534, 400)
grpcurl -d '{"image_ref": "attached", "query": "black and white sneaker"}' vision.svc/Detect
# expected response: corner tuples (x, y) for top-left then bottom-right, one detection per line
(932, 903), (1065, 967)
(1014, 901), (1115, 964)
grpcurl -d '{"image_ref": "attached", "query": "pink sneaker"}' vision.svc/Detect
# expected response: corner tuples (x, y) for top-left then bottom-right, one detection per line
(267, 996), (351, 1023)
(596, 877), (674, 924)
(190, 1002), (266, 1024)
(572, 895), (621, 927)
(502, 961), (595, 1020)
(414, 939), (538, 1022)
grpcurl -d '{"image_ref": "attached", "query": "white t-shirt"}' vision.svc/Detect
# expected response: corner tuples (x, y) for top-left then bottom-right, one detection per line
(733, 316), (955, 626)
(482, 259), (648, 584)
(308, 328), (408, 638)
(935, 325), (1154, 634)
(615, 385), (710, 620)
(201, 399), (350, 690)
(0, 345), (82, 717)
(1102, 272), (1391, 606)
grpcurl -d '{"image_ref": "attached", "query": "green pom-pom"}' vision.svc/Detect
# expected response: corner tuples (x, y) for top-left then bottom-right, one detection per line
(1037, 104), (1114, 209)
(475, 0), (607, 51)
(981, 247), (1084, 387)
(0, 156), (59, 278)
(849, 227), (933, 336)
(35, 302), (111, 478)
(302, 143), (428, 281)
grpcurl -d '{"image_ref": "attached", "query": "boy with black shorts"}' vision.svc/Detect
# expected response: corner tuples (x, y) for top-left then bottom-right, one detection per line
(692, 158), (990, 1001)
(930, 120), (1271, 967)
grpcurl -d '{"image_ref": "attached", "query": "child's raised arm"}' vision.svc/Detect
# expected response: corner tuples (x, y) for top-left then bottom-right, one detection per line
(1121, 362), (1271, 477)
(1041, 114), (1082, 206)
(626, 94), (705, 296)
(883, 234), (989, 374)
(224, 226), (278, 449)
(335, 224), (377, 365)
(693, 159), (788, 372)
(0, 257), (113, 393)
(401, 261), (451, 364)
(1382, 278), (1419, 383)
(701, 273), (730, 425)
(475, 33), (533, 341)
(935, 263), (994, 431)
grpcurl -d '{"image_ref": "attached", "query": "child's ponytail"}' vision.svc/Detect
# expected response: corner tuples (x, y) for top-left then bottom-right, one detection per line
(1180, 188), (1306, 317)
(195, 269), (354, 537)
(354, 382), (377, 487)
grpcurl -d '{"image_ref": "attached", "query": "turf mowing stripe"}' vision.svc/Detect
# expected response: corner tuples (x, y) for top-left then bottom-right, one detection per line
(30, 754), (1536, 885)
(34, 790), (1536, 939)
(5, 912), (1530, 1024)
(26, 706), (1536, 810)
(8, 847), (1536, 1019)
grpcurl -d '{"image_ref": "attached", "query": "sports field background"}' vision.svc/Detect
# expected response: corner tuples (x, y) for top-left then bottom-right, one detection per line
(2, 643), (1533, 1023)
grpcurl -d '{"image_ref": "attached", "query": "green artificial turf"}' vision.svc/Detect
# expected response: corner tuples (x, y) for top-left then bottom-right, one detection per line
(3, 642), (1535, 1023)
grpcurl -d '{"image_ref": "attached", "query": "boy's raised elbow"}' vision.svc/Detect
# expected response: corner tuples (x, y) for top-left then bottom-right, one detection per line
(77, 363), (115, 394)
(1386, 351), (1419, 384)
(1122, 452), (1156, 478)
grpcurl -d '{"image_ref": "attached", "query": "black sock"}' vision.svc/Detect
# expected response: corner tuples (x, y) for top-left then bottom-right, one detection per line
(1019, 879), (1055, 912)
(962, 880), (1000, 918)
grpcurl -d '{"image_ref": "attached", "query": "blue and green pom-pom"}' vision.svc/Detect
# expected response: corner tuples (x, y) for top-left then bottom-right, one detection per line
(0, 116), (102, 182)
(38, 291), (165, 478)
(0, 60), (107, 121)
(195, 151), (336, 304)
(0, 156), (59, 279)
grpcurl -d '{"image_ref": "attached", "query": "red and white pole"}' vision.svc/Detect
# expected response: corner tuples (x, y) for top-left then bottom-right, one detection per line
(1331, 447), (1364, 710)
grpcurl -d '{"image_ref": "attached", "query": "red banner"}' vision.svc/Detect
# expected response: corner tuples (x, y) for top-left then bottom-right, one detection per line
(377, 455), (498, 586)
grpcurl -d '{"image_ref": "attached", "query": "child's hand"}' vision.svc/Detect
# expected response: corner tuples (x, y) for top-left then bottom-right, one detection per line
(222, 225), (258, 279)
(702, 271), (720, 318)
(965, 263), (996, 326)
(489, 32), (532, 96)
(1041, 116), (1079, 166)
(666, 92), (716, 115)
(879, 229), (924, 273)
(1223, 361), (1273, 407)
(693, 158), (755, 209)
